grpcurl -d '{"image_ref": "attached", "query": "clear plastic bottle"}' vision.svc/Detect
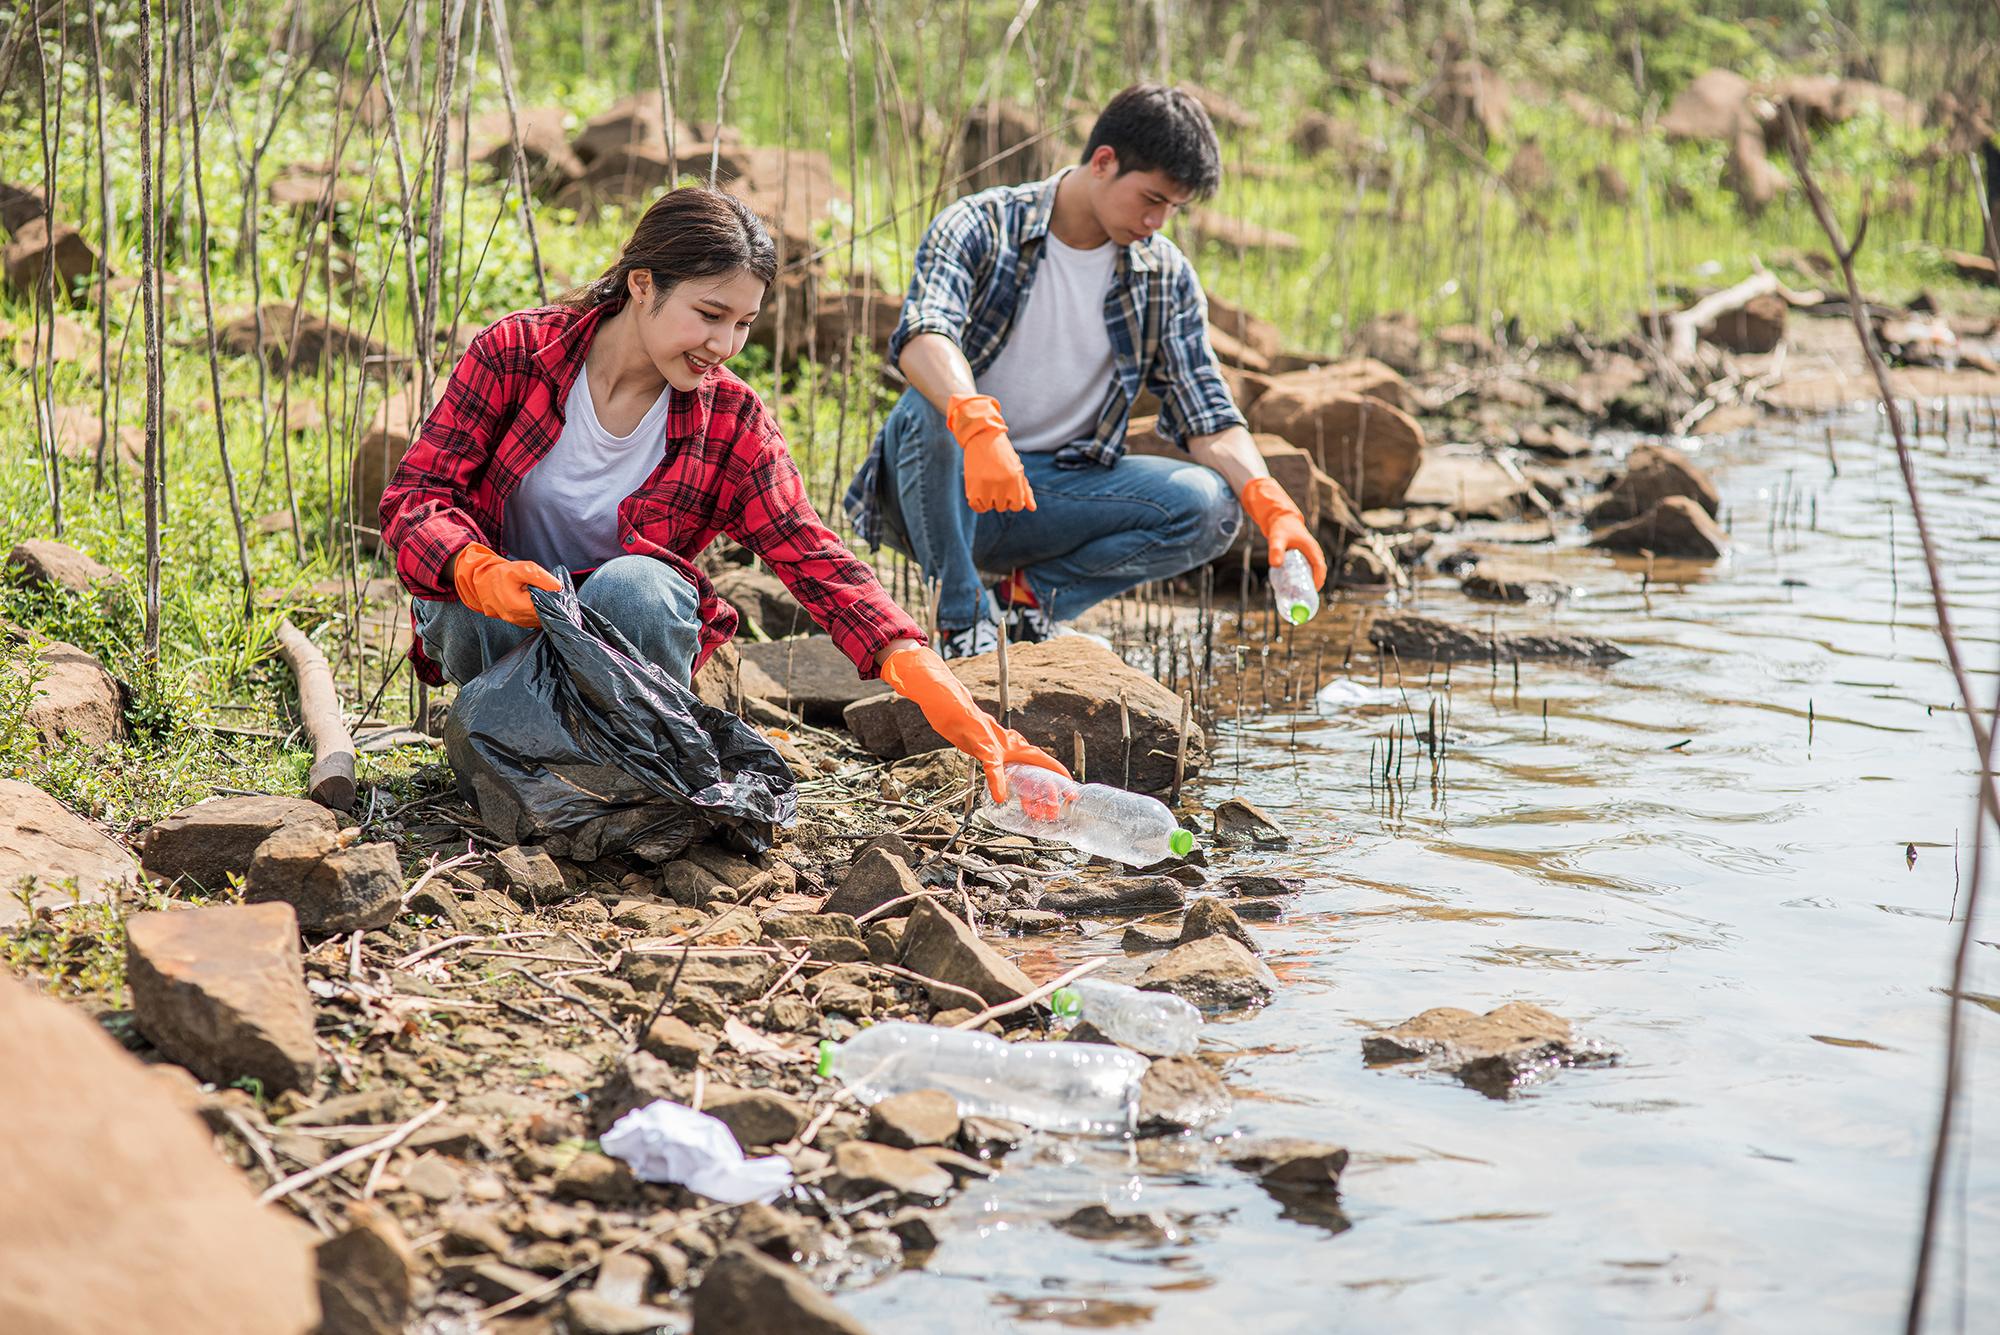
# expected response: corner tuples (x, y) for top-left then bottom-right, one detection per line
(1270, 548), (1321, 625)
(817, 1021), (1147, 1134)
(1050, 976), (1202, 1056)
(980, 764), (1195, 866)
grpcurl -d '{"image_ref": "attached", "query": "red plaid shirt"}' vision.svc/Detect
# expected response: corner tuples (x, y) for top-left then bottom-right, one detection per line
(380, 300), (924, 686)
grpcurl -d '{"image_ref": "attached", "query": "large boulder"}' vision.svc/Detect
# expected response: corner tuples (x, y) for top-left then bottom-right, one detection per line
(19, 638), (125, 748)
(6, 539), (123, 602)
(139, 795), (339, 892)
(842, 638), (1204, 796)
(1248, 376), (1426, 510)
(3, 217), (103, 304)
(1587, 496), (1729, 559)
(1586, 442), (1721, 524)
(1660, 69), (1753, 142)
(0, 972), (321, 1335)
(124, 901), (322, 1095)
(0, 779), (141, 928)
(737, 639), (888, 725)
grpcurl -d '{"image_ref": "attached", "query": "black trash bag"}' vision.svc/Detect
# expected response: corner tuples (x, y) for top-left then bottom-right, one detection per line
(444, 570), (796, 863)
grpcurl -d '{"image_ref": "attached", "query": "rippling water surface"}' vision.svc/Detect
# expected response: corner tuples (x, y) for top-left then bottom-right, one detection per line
(839, 401), (2000, 1334)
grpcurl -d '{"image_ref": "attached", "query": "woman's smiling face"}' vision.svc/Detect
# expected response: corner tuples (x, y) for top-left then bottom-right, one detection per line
(627, 266), (767, 391)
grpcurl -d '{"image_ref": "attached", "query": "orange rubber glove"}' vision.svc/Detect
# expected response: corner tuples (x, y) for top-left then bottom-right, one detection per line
(879, 645), (1070, 804)
(451, 542), (560, 629)
(946, 392), (1035, 514)
(1238, 476), (1328, 589)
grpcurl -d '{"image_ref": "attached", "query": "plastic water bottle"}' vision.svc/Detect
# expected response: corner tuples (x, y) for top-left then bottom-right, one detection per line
(1270, 549), (1320, 625)
(817, 1021), (1147, 1134)
(981, 764), (1195, 866)
(1050, 976), (1202, 1056)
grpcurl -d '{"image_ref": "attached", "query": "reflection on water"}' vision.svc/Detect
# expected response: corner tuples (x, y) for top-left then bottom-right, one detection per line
(840, 405), (2000, 1333)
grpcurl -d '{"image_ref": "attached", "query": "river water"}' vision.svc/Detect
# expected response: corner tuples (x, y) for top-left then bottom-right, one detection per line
(837, 400), (2000, 1333)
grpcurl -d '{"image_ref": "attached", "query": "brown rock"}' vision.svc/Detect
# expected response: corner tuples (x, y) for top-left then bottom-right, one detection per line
(219, 304), (397, 374)
(1204, 291), (1282, 362)
(245, 826), (403, 933)
(899, 900), (1034, 1008)
(589, 1051), (689, 1135)
(843, 638), (1204, 796)
(691, 1242), (872, 1335)
(831, 1141), (953, 1203)
(1515, 423), (1594, 458)
(822, 846), (925, 920)
(1037, 878), (1185, 916)
(1589, 442), (1721, 522)
(805, 285), (905, 371)
(1248, 377), (1426, 510)
(705, 1086), (809, 1149)
(566, 1291), (682, 1335)
(1136, 1055), (1231, 1132)
(1224, 1137), (1349, 1190)
(125, 902), (321, 1094)
(316, 1204), (417, 1335)
(7, 539), (123, 600)
(553, 1152), (640, 1205)
(1137, 935), (1277, 1012)
(0, 973), (320, 1335)
(659, 857), (729, 909)
(1362, 1000), (1616, 1096)
(639, 1014), (713, 1068)
(958, 99), (1049, 193)
(865, 1089), (960, 1150)
(472, 105), (585, 194)
(1212, 796), (1288, 846)
(1588, 495), (1730, 559)
(1121, 922), (1181, 953)
(0, 779), (140, 928)
(1187, 208), (1300, 253)
(1660, 69), (1753, 142)
(140, 795), (337, 892)
(713, 565), (817, 639)
(1590, 162), (1631, 204)
(1177, 896), (1256, 954)
(0, 179), (47, 232)
(1434, 59), (1510, 145)
(1336, 539), (1397, 587)
(1057, 1203), (1178, 1243)
(20, 638), (125, 748)
(570, 95), (690, 165)
(350, 389), (417, 547)
(1368, 611), (1630, 665)
(1504, 140), (1551, 194)
(1704, 292), (1786, 354)
(737, 638), (886, 724)
(621, 949), (772, 999)
(1402, 451), (1538, 520)
(3, 217), (103, 303)
(493, 843), (568, 907)
(1460, 561), (1567, 604)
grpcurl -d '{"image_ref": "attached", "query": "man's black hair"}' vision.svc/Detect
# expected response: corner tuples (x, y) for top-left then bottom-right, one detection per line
(1080, 84), (1222, 199)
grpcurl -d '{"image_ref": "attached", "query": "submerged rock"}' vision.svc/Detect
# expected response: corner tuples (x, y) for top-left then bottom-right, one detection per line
(1362, 1001), (1617, 1097)
(1056, 1204), (1181, 1244)
(1037, 879), (1185, 916)
(1587, 442), (1721, 524)
(831, 1141), (953, 1204)
(1178, 896), (1258, 954)
(1369, 611), (1630, 666)
(1588, 495), (1730, 559)
(1137, 1055), (1232, 1132)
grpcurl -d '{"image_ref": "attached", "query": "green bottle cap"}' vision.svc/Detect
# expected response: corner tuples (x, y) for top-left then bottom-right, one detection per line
(816, 1039), (835, 1078)
(1169, 829), (1195, 857)
(1286, 602), (1311, 625)
(1049, 987), (1082, 1019)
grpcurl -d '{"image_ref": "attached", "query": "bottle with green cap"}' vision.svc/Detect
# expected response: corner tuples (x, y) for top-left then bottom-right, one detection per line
(1269, 549), (1320, 625)
(982, 764), (1196, 866)
(1051, 976), (1202, 1056)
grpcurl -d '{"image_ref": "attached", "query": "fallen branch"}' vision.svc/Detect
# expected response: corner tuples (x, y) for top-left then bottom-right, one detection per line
(951, 956), (1106, 1031)
(275, 617), (357, 812)
(258, 1098), (448, 1206)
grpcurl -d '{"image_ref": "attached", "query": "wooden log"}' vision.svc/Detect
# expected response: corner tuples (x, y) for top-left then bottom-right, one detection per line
(274, 617), (357, 812)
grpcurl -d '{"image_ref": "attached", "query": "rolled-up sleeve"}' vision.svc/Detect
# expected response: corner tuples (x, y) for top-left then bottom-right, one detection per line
(379, 333), (508, 599)
(1146, 262), (1247, 449)
(885, 198), (996, 368)
(719, 405), (925, 679)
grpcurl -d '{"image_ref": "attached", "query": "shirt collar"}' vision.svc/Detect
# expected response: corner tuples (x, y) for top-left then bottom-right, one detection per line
(1022, 168), (1160, 274)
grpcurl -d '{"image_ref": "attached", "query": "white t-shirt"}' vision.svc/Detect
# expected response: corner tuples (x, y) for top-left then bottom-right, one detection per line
(975, 231), (1118, 453)
(505, 368), (671, 572)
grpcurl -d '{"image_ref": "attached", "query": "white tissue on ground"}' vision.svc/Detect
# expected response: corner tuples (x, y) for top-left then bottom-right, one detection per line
(599, 1099), (794, 1204)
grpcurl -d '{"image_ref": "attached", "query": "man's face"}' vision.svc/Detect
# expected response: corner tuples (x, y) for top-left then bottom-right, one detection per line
(1085, 148), (1196, 246)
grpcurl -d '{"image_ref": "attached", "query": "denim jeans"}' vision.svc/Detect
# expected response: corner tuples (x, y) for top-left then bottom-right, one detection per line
(414, 555), (705, 687)
(876, 389), (1241, 629)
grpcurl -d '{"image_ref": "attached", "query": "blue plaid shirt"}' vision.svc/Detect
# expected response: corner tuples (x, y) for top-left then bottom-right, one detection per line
(843, 170), (1246, 546)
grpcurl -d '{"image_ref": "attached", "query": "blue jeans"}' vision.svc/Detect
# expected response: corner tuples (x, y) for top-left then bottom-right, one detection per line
(414, 555), (705, 687)
(877, 389), (1241, 628)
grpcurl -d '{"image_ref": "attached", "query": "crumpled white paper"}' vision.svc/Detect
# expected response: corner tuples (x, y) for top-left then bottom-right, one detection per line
(598, 1100), (794, 1205)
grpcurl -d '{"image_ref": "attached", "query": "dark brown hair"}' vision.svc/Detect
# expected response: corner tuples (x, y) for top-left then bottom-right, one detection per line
(1082, 84), (1222, 199)
(560, 185), (777, 310)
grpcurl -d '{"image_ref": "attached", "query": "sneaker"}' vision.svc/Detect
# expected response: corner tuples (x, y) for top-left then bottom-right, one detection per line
(1004, 600), (1058, 644)
(937, 620), (1001, 660)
